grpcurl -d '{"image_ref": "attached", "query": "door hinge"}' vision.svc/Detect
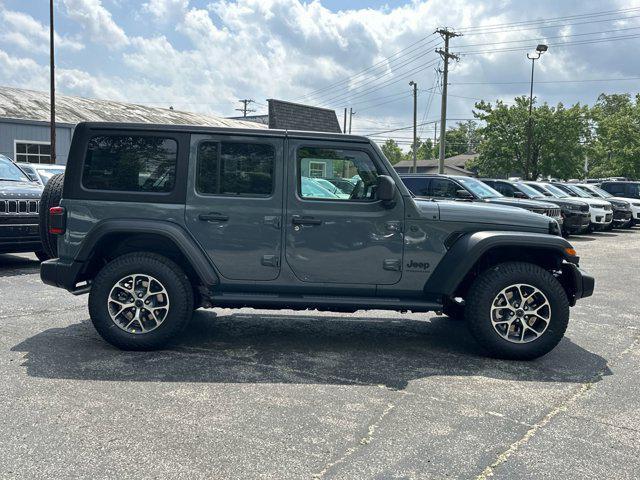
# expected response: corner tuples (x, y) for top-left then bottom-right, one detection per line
(261, 255), (280, 267)
(383, 259), (402, 271)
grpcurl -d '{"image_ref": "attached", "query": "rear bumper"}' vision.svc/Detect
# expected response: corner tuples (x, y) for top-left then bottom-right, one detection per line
(561, 262), (595, 305)
(40, 258), (86, 292)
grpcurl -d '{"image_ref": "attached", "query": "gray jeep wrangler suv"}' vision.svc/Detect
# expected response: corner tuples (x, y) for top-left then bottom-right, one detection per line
(40, 122), (594, 360)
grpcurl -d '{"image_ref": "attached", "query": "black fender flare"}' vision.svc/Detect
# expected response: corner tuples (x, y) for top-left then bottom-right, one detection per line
(423, 230), (574, 297)
(76, 219), (219, 286)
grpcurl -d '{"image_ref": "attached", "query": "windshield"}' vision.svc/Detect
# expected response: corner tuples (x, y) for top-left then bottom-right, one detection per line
(0, 157), (30, 182)
(588, 185), (613, 198)
(542, 183), (570, 198)
(563, 184), (591, 198)
(457, 177), (502, 199)
(515, 182), (545, 198)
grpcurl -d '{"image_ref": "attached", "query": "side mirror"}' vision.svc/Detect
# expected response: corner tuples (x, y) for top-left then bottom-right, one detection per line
(456, 189), (473, 200)
(376, 175), (396, 204)
(514, 191), (526, 199)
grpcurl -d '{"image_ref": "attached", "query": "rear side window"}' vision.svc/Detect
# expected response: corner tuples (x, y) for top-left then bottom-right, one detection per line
(82, 135), (177, 192)
(402, 177), (430, 196)
(602, 183), (624, 195)
(196, 142), (275, 196)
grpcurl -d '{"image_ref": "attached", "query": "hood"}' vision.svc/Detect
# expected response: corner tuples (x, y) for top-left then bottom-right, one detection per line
(606, 197), (631, 208)
(566, 196), (611, 208)
(482, 197), (558, 210)
(416, 199), (551, 231)
(537, 197), (589, 209)
(0, 180), (43, 199)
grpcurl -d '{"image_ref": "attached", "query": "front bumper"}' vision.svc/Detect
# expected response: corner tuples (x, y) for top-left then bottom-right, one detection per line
(590, 208), (613, 226)
(561, 262), (595, 306)
(563, 211), (591, 233)
(0, 220), (41, 253)
(612, 209), (633, 225)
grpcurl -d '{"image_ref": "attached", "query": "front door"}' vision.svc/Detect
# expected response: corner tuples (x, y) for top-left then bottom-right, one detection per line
(285, 140), (404, 285)
(185, 134), (284, 281)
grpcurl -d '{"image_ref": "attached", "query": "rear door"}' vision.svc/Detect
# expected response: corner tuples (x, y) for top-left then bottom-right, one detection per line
(185, 134), (284, 281)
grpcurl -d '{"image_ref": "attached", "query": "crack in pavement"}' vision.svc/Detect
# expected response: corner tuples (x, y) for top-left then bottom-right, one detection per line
(312, 397), (402, 479)
(475, 333), (640, 480)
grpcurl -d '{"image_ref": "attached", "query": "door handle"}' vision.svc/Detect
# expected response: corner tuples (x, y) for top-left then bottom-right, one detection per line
(199, 212), (229, 222)
(292, 215), (322, 226)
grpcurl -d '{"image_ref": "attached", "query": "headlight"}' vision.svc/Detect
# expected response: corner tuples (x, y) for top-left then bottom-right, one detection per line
(566, 204), (582, 212)
(633, 202), (640, 208)
(549, 219), (561, 236)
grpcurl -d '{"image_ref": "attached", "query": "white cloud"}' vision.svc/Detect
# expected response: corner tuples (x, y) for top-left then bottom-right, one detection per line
(62, 0), (129, 48)
(0, 10), (84, 54)
(142, 0), (190, 23)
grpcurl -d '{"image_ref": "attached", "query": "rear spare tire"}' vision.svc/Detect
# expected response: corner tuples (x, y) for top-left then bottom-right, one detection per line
(39, 173), (65, 258)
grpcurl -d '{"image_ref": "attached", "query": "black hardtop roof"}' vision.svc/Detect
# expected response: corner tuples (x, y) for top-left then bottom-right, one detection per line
(398, 173), (474, 180)
(78, 121), (371, 143)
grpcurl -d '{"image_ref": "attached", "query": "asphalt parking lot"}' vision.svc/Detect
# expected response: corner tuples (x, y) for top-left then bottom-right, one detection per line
(1, 229), (639, 480)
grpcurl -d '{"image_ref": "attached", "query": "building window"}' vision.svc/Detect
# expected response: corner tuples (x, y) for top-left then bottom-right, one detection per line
(15, 142), (52, 164)
(308, 161), (327, 178)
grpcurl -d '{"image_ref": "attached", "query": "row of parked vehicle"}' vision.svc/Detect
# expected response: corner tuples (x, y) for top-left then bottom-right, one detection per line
(398, 174), (640, 237)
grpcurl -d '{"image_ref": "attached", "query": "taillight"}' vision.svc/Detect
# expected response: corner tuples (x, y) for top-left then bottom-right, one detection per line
(49, 206), (66, 235)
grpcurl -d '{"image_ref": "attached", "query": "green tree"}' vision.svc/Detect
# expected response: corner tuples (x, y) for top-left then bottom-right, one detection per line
(472, 97), (589, 179)
(587, 93), (640, 178)
(380, 139), (404, 165)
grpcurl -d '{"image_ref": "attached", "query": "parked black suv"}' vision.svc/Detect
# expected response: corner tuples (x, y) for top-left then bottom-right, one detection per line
(0, 155), (47, 259)
(481, 179), (591, 235)
(400, 174), (563, 232)
(40, 122), (594, 360)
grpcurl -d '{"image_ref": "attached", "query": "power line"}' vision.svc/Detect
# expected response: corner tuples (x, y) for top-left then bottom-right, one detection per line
(459, 7), (640, 33)
(294, 34), (440, 102)
(451, 76), (640, 85)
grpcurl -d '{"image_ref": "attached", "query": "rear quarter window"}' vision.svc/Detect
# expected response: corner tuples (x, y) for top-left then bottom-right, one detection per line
(82, 135), (178, 193)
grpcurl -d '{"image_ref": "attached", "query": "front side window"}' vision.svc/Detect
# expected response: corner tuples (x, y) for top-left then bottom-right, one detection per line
(196, 142), (275, 196)
(297, 147), (378, 201)
(430, 178), (459, 198)
(83, 135), (177, 192)
(495, 182), (515, 197)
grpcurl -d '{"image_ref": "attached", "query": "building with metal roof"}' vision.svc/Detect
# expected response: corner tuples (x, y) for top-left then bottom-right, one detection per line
(0, 85), (265, 165)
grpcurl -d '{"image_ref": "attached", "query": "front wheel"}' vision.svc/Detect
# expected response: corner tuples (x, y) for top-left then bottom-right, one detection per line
(89, 252), (194, 350)
(465, 262), (569, 360)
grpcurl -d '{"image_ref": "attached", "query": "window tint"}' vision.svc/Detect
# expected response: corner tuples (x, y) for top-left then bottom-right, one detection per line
(297, 147), (378, 201)
(402, 177), (430, 196)
(83, 135), (177, 192)
(196, 142), (274, 196)
(496, 182), (515, 197)
(602, 183), (623, 194)
(430, 178), (459, 198)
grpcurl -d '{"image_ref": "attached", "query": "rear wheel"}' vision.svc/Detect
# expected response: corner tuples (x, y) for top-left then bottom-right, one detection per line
(89, 252), (194, 350)
(465, 262), (569, 360)
(39, 173), (65, 258)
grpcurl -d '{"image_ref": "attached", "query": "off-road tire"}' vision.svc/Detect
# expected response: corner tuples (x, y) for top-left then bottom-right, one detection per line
(465, 262), (570, 360)
(89, 252), (194, 350)
(39, 173), (65, 258)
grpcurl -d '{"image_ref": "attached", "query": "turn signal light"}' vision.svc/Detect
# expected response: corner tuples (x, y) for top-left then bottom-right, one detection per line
(565, 247), (577, 257)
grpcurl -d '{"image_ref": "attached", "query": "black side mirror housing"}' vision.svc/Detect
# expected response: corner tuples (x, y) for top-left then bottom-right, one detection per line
(376, 175), (396, 204)
(456, 189), (473, 200)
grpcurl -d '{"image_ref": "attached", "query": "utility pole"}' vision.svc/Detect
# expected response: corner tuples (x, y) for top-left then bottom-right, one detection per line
(348, 108), (355, 134)
(435, 28), (461, 174)
(343, 108), (347, 134)
(49, 0), (56, 164)
(409, 81), (418, 172)
(433, 121), (438, 159)
(236, 99), (255, 117)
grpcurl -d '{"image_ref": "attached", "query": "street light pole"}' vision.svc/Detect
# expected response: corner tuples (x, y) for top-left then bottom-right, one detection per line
(526, 44), (547, 180)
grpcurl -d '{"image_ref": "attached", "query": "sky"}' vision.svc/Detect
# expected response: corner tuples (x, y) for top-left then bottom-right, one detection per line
(0, 0), (639, 146)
